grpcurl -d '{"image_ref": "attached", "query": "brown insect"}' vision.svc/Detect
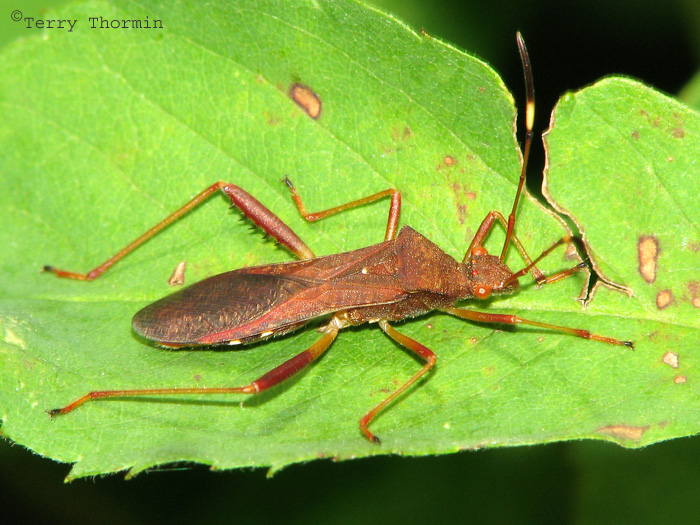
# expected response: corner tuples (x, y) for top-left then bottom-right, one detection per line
(45, 34), (632, 443)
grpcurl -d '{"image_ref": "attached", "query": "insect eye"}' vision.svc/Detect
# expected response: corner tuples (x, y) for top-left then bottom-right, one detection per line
(475, 285), (491, 299)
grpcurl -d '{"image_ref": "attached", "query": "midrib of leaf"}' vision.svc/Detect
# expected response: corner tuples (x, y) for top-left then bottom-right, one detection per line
(114, 0), (520, 257)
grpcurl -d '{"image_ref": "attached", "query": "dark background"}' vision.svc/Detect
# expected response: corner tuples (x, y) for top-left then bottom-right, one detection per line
(2, 0), (699, 523)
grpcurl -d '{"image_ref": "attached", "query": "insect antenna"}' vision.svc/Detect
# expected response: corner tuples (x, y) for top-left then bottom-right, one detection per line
(500, 32), (535, 262)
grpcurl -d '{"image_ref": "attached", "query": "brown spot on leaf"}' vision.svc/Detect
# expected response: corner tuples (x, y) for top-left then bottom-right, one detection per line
(390, 126), (413, 143)
(168, 261), (186, 286)
(662, 351), (679, 368)
(672, 113), (686, 138)
(638, 236), (659, 283)
(639, 109), (660, 127)
(265, 112), (281, 126)
(672, 127), (685, 138)
(688, 281), (700, 308)
(456, 205), (467, 224)
(597, 424), (649, 441)
(656, 289), (673, 309)
(674, 375), (687, 384)
(451, 181), (477, 225)
(631, 130), (639, 140)
(289, 83), (321, 119)
(444, 155), (455, 166)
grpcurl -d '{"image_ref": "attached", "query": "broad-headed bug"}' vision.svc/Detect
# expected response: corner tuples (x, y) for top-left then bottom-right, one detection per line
(46, 34), (632, 443)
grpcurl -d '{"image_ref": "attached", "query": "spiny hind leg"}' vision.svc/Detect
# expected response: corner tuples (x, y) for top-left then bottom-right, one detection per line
(45, 181), (318, 281)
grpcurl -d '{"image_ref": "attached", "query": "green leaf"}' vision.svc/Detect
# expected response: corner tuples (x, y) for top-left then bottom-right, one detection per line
(543, 77), (700, 441)
(0, 0), (695, 479)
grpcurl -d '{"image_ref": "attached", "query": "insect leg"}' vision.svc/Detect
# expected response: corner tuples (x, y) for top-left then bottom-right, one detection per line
(503, 236), (587, 289)
(285, 177), (401, 241)
(220, 183), (315, 259)
(44, 181), (316, 281)
(359, 320), (437, 443)
(464, 210), (546, 283)
(45, 182), (228, 280)
(48, 323), (340, 417)
(536, 263), (587, 285)
(443, 306), (633, 347)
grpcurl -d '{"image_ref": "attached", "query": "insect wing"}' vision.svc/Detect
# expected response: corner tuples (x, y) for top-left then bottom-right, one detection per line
(133, 241), (409, 346)
(132, 270), (317, 346)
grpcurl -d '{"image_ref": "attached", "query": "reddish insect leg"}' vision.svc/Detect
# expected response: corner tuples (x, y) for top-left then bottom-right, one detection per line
(359, 320), (437, 443)
(48, 322), (340, 417)
(465, 210), (546, 283)
(285, 177), (401, 241)
(44, 181), (316, 281)
(443, 306), (634, 348)
(220, 184), (315, 259)
(503, 236), (587, 289)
